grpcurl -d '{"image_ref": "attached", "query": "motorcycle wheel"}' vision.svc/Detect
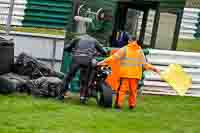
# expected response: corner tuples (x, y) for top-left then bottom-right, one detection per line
(97, 81), (113, 108)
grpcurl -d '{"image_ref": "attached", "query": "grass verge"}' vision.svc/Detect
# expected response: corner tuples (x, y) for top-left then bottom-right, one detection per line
(177, 39), (200, 52)
(0, 94), (199, 133)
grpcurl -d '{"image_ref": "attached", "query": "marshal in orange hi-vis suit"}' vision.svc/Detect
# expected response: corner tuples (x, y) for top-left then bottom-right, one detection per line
(98, 41), (159, 109)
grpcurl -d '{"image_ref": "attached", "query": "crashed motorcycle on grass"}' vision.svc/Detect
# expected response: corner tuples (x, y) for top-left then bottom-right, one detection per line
(80, 60), (113, 108)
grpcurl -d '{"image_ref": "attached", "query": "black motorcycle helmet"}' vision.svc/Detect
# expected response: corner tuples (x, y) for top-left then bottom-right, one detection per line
(125, 32), (136, 42)
(125, 32), (143, 47)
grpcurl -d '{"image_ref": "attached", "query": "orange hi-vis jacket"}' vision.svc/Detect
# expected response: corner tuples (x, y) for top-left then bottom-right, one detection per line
(103, 41), (153, 79)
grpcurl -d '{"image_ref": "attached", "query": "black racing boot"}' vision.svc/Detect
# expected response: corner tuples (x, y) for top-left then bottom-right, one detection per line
(80, 96), (87, 104)
(56, 95), (65, 102)
(129, 106), (136, 110)
(114, 105), (122, 111)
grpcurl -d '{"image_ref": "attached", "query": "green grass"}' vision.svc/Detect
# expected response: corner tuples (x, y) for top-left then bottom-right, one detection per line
(177, 39), (200, 52)
(0, 94), (199, 133)
(13, 27), (65, 36)
(0, 26), (65, 36)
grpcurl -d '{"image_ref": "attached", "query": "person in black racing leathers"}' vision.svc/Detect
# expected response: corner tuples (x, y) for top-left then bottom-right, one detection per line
(58, 34), (107, 103)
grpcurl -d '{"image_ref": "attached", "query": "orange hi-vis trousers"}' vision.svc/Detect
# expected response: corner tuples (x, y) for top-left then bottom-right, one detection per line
(115, 78), (139, 108)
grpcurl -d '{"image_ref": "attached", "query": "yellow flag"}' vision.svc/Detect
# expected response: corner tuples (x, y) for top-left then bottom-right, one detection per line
(160, 64), (192, 96)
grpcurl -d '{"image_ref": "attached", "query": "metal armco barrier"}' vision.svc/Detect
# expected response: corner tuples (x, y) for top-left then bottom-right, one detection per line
(142, 49), (200, 97)
(0, 30), (200, 97)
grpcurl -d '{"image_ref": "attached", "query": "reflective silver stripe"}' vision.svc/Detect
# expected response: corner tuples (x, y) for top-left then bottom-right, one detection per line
(114, 54), (121, 60)
(120, 48), (146, 63)
(139, 50), (147, 63)
(121, 57), (146, 63)
(114, 47), (126, 60)
(120, 62), (143, 67)
(120, 61), (145, 66)
(119, 47), (126, 60)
